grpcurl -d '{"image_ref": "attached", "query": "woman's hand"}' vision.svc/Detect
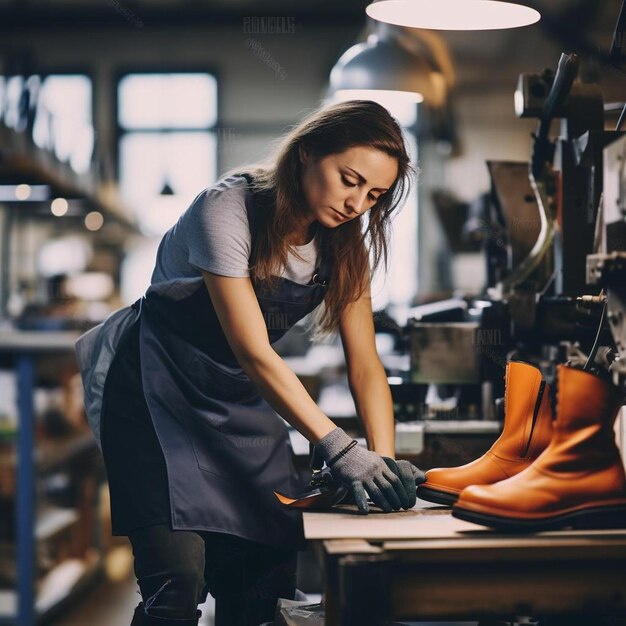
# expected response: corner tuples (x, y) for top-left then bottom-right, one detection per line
(381, 458), (426, 510)
(316, 427), (415, 514)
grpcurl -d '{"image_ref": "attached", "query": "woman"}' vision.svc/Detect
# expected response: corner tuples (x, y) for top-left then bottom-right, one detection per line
(77, 99), (425, 626)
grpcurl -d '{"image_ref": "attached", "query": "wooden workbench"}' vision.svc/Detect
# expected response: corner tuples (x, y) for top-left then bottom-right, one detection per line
(303, 500), (626, 625)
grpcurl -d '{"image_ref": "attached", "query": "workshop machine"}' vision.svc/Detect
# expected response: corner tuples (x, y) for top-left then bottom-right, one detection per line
(404, 9), (626, 428)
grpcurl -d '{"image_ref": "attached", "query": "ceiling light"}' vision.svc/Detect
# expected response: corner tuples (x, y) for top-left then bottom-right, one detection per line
(329, 34), (441, 105)
(15, 184), (31, 200)
(51, 198), (69, 217)
(335, 88), (423, 104)
(84, 211), (104, 231)
(366, 0), (540, 31)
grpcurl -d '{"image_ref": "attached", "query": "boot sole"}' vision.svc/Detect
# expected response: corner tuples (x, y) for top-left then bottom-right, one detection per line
(417, 486), (459, 506)
(452, 503), (626, 532)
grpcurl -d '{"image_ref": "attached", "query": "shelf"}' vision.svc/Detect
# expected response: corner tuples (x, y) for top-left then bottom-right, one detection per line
(0, 123), (138, 233)
(0, 125), (126, 625)
(36, 433), (98, 474)
(289, 420), (501, 460)
(0, 330), (81, 353)
(35, 507), (79, 542)
(0, 433), (99, 491)
(0, 508), (80, 581)
(422, 419), (501, 434)
(0, 551), (103, 622)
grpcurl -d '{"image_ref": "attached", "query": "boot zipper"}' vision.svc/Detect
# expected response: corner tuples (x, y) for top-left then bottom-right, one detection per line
(521, 380), (546, 458)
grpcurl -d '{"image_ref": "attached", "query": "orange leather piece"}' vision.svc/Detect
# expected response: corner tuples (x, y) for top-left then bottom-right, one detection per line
(454, 365), (626, 521)
(273, 488), (346, 510)
(419, 361), (554, 499)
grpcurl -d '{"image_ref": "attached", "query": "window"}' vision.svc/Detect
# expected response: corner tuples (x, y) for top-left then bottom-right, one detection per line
(378, 127), (418, 309)
(117, 72), (218, 237)
(1, 73), (94, 175)
(33, 74), (94, 174)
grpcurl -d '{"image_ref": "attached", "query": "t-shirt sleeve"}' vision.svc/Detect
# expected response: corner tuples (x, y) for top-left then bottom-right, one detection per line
(185, 183), (251, 277)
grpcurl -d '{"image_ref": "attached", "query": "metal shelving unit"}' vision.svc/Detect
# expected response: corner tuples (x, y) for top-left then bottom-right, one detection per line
(0, 330), (103, 626)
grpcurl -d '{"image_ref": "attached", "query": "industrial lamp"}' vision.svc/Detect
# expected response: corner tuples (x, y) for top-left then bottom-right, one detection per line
(366, 0), (540, 30)
(328, 33), (447, 109)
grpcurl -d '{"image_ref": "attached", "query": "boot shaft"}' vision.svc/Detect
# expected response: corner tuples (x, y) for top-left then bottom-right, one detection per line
(555, 365), (623, 432)
(495, 361), (554, 461)
(538, 365), (626, 476)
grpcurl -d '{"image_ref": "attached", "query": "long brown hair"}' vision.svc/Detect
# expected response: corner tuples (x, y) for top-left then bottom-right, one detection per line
(223, 99), (416, 341)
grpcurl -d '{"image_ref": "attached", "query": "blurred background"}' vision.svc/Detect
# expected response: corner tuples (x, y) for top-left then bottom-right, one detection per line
(0, 1), (624, 624)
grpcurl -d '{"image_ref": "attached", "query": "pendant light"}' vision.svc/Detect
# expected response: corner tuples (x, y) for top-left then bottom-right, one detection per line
(366, 0), (540, 31)
(328, 33), (446, 107)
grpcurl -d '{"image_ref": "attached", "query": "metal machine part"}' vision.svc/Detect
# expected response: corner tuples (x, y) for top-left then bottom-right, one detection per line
(487, 53), (619, 347)
(493, 54), (580, 297)
(585, 134), (626, 381)
(408, 49), (625, 419)
(406, 299), (510, 420)
(409, 321), (481, 385)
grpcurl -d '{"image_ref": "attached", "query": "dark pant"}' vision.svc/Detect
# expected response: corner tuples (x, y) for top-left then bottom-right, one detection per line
(129, 523), (297, 626)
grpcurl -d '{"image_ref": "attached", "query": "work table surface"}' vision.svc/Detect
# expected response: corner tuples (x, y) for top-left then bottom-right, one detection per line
(303, 501), (626, 624)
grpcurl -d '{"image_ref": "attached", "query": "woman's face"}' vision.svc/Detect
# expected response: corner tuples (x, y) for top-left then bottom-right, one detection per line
(299, 145), (399, 228)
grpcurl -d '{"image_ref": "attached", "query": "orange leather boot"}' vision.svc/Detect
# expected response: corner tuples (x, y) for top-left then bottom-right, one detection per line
(453, 365), (626, 531)
(418, 361), (553, 505)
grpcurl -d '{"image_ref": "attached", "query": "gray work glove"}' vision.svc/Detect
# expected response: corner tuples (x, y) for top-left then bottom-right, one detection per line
(382, 458), (426, 511)
(400, 459), (426, 485)
(315, 427), (414, 514)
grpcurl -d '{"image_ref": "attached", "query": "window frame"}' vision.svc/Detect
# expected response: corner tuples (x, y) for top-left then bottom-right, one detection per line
(113, 65), (223, 181)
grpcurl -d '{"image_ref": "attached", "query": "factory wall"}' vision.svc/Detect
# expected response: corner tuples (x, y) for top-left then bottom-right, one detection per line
(6, 19), (563, 298)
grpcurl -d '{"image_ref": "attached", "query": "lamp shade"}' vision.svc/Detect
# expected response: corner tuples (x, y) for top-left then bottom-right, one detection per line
(329, 34), (445, 105)
(366, 0), (540, 31)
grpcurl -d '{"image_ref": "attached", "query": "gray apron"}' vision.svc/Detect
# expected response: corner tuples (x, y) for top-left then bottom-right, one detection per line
(136, 173), (332, 549)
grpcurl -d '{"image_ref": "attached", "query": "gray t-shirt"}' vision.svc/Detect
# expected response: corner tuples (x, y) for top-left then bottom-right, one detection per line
(151, 175), (318, 287)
